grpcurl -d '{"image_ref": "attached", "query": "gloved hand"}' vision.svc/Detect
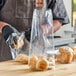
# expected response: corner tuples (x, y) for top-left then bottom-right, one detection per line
(6, 33), (24, 50)
(2, 25), (24, 50)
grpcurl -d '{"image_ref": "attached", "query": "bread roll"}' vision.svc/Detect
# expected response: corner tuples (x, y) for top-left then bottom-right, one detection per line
(36, 58), (49, 71)
(29, 56), (38, 70)
(15, 54), (28, 64)
(57, 47), (73, 63)
(71, 46), (76, 61)
(73, 53), (76, 60)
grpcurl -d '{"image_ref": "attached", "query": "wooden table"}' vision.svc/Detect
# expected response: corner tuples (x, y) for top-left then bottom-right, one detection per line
(0, 60), (76, 76)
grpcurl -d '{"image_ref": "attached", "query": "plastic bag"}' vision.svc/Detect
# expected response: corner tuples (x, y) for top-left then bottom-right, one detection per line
(29, 8), (55, 70)
(29, 8), (53, 55)
(6, 32), (25, 59)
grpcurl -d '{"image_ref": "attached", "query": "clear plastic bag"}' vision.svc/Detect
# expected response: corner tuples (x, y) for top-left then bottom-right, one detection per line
(6, 32), (25, 59)
(29, 8), (55, 70)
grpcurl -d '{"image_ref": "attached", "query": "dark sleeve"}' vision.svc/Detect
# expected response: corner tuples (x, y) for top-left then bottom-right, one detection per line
(0, 0), (5, 10)
(48, 0), (70, 25)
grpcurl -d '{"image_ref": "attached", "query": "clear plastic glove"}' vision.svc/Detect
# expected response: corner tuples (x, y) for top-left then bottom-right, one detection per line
(6, 32), (24, 50)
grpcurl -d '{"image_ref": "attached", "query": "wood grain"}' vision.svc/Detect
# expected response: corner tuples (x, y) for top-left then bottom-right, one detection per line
(0, 60), (76, 76)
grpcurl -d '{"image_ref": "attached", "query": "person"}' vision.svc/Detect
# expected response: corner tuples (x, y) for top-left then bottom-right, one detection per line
(0, 0), (69, 61)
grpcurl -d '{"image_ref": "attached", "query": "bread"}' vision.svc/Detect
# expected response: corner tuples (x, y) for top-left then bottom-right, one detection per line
(73, 53), (76, 60)
(36, 58), (49, 71)
(13, 36), (24, 50)
(56, 47), (73, 63)
(29, 56), (38, 70)
(70, 46), (76, 61)
(28, 56), (55, 71)
(59, 47), (73, 53)
(15, 54), (28, 64)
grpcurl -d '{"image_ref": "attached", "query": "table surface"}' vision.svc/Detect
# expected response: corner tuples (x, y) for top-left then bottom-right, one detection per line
(0, 60), (76, 76)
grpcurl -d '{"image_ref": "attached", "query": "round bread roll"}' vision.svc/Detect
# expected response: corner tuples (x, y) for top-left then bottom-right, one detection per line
(29, 56), (38, 70)
(71, 46), (76, 61)
(15, 54), (28, 64)
(73, 53), (76, 60)
(36, 58), (49, 71)
(59, 47), (73, 53)
(57, 47), (73, 63)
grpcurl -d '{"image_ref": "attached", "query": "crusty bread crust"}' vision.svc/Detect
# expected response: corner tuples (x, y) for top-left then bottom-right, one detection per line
(36, 58), (49, 71)
(29, 56), (38, 70)
(15, 54), (28, 64)
(57, 47), (73, 63)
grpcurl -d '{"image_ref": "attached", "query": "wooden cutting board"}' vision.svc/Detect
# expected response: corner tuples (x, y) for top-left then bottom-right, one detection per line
(0, 60), (76, 76)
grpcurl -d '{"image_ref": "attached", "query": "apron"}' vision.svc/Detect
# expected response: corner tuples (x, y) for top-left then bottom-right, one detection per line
(0, 0), (50, 61)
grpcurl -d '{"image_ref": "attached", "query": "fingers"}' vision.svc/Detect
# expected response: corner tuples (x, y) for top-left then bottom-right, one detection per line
(41, 24), (52, 35)
(13, 36), (24, 50)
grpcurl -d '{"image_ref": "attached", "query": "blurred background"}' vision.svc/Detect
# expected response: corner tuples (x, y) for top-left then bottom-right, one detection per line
(73, 0), (76, 26)
(52, 0), (76, 49)
(54, 0), (72, 36)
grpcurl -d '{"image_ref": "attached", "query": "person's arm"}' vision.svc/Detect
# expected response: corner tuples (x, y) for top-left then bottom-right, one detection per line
(41, 20), (62, 35)
(0, 21), (24, 50)
(46, 0), (70, 34)
(48, 0), (70, 25)
(53, 20), (62, 33)
(0, 21), (8, 34)
(0, 0), (7, 33)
